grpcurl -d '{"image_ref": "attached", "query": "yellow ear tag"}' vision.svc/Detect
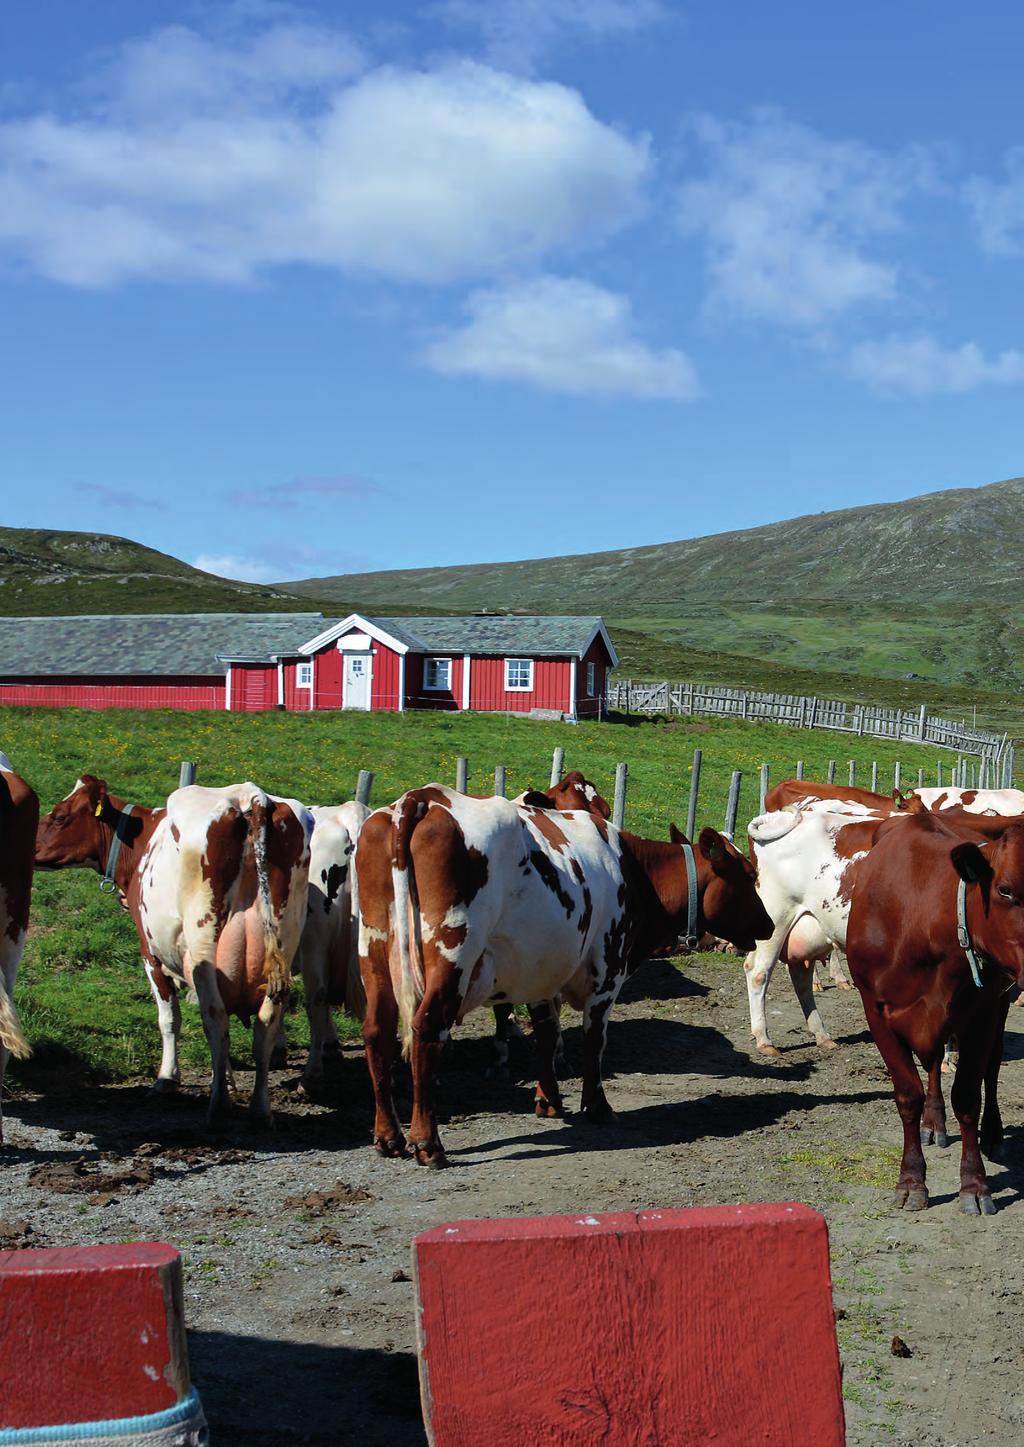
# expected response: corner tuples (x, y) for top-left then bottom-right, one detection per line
(95, 802), (104, 817)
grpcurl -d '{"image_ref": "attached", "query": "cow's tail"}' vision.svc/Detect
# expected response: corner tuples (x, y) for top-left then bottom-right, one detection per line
(344, 836), (367, 1021)
(391, 793), (428, 1057)
(0, 967), (30, 1060)
(243, 789), (293, 1026)
(748, 805), (803, 845)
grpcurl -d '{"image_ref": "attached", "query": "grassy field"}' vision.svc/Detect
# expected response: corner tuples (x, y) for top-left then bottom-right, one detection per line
(3, 704), (962, 1092)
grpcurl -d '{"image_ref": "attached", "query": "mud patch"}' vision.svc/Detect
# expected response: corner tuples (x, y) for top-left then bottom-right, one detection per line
(284, 1181), (372, 1216)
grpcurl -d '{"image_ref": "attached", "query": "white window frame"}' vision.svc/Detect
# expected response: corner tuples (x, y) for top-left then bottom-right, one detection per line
(296, 661), (313, 688)
(586, 662), (596, 697)
(424, 656), (453, 691)
(504, 657), (534, 692)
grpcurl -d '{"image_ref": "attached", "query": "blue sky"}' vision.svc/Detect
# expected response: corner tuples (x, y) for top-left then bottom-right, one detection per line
(2, 1), (1024, 582)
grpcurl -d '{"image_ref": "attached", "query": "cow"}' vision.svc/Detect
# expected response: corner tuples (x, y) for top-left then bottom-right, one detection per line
(357, 787), (772, 1165)
(764, 779), (919, 815)
(0, 752), (38, 1144)
(912, 786), (1024, 815)
(35, 776), (312, 1121)
(296, 800), (370, 1086)
(845, 809), (1024, 1215)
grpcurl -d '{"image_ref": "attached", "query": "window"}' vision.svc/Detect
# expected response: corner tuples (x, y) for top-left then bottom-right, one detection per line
(504, 657), (534, 691)
(297, 662), (313, 687)
(424, 657), (452, 690)
(586, 662), (596, 696)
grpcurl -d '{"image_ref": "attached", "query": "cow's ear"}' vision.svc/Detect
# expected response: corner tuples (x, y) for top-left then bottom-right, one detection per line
(950, 842), (992, 883)
(669, 823), (686, 845)
(698, 827), (728, 872)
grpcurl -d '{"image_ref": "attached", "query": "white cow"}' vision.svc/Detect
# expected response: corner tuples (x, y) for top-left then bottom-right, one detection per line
(913, 786), (1024, 815)
(296, 801), (370, 1085)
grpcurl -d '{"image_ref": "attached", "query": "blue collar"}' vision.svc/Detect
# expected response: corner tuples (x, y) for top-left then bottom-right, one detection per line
(99, 804), (135, 894)
(679, 840), (699, 952)
(956, 876), (985, 988)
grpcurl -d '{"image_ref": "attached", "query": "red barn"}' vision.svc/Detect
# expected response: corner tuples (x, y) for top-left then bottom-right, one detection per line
(0, 611), (617, 719)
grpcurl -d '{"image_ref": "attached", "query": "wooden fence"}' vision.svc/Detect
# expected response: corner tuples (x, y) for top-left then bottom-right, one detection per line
(607, 679), (1013, 774)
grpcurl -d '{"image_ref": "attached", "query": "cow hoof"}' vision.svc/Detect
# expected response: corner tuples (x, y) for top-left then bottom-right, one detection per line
(374, 1134), (407, 1159)
(920, 1126), (948, 1147)
(894, 1186), (929, 1211)
(959, 1190), (996, 1216)
(812, 981), (824, 994)
(756, 1043), (780, 1058)
(149, 1077), (179, 1097)
(835, 980), (853, 991)
(816, 1037), (838, 1052)
(582, 1104), (617, 1125)
(412, 1143), (446, 1168)
(534, 1096), (563, 1119)
(982, 1138), (1004, 1162)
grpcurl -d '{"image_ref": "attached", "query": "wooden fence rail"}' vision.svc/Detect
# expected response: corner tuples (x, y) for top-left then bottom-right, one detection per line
(607, 679), (1012, 773)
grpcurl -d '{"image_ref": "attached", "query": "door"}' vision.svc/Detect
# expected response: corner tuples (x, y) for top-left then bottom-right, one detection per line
(342, 651), (372, 710)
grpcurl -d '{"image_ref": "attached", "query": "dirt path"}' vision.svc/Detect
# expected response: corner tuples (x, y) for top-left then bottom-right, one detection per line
(5, 954), (1024, 1446)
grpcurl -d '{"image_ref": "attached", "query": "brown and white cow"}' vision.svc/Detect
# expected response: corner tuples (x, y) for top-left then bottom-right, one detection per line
(764, 779), (920, 816)
(912, 786), (1024, 815)
(35, 776), (312, 1121)
(846, 809), (1024, 1215)
(357, 786), (771, 1165)
(0, 752), (38, 1143)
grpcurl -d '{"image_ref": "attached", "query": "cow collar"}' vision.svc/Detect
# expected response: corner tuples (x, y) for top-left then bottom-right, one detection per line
(679, 840), (699, 953)
(956, 876), (985, 989)
(99, 803), (136, 895)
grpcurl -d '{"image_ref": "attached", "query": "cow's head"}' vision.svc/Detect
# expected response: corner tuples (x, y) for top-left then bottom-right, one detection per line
(547, 771), (612, 820)
(35, 775), (130, 871)
(669, 823), (773, 952)
(952, 823), (1024, 986)
(893, 790), (927, 814)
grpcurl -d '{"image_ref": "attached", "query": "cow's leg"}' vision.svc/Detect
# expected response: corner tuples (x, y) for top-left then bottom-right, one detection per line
(861, 998), (928, 1209)
(269, 1012), (289, 1070)
(786, 958), (835, 1049)
(828, 948), (853, 990)
(250, 997), (284, 1124)
(299, 946), (333, 1088)
(920, 1058), (949, 1147)
(489, 1003), (522, 1079)
(408, 971), (463, 1167)
(361, 936), (406, 1158)
(743, 918), (792, 1056)
(580, 980), (624, 1123)
(529, 1000), (564, 1118)
(980, 995), (1012, 1162)
(190, 959), (233, 1120)
(0, 938), (23, 1145)
(950, 1022), (1000, 1215)
(144, 959), (181, 1095)
(942, 1034), (959, 1074)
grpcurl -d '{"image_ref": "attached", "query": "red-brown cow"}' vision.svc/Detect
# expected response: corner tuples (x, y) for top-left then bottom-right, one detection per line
(0, 752), (38, 1142)
(764, 779), (920, 815)
(846, 810), (1024, 1215)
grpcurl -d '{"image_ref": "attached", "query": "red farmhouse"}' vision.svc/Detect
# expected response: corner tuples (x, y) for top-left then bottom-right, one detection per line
(0, 612), (617, 719)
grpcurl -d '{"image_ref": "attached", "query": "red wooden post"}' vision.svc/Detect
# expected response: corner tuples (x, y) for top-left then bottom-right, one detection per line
(0, 1243), (202, 1433)
(415, 1203), (844, 1446)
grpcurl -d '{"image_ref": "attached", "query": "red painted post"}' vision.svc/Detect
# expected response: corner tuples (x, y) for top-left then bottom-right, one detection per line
(0, 1243), (198, 1431)
(415, 1203), (844, 1446)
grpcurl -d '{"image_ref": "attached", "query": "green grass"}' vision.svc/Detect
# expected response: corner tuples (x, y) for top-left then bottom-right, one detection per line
(779, 1141), (903, 1191)
(2, 703), (957, 1088)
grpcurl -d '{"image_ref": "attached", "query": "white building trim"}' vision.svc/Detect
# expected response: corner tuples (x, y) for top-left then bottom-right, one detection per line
(225, 667), (232, 711)
(300, 612), (409, 656)
(277, 660), (284, 707)
(568, 656), (577, 719)
(462, 654), (471, 711)
(398, 652), (405, 712)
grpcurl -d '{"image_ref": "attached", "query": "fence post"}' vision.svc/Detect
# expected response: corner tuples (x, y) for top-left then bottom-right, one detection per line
(686, 749), (702, 842)
(178, 761), (197, 788)
(917, 767), (925, 787)
(796, 759), (804, 781)
(956, 756), (963, 788)
(918, 704), (927, 742)
(937, 761), (942, 787)
(798, 697), (807, 729)
(355, 769), (374, 806)
(724, 771), (742, 842)
(613, 763), (628, 830)
(550, 747), (565, 787)
(870, 761), (878, 793)
(456, 757), (469, 793)
(894, 761), (902, 793)
(759, 763), (769, 814)
(494, 765), (506, 798)
(827, 760), (836, 785)
(848, 760), (856, 788)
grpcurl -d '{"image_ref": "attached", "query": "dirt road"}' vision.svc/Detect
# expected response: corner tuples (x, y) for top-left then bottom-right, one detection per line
(5, 953), (1024, 1446)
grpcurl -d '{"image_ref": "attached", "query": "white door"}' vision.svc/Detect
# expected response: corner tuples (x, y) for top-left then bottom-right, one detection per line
(343, 651), (372, 710)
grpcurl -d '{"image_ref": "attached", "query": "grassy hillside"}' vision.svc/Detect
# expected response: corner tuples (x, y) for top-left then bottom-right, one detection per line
(6, 705), (949, 1088)
(284, 476), (1024, 696)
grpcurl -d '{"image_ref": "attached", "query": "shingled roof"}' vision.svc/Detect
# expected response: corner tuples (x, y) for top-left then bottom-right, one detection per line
(0, 613), (334, 677)
(366, 616), (612, 659)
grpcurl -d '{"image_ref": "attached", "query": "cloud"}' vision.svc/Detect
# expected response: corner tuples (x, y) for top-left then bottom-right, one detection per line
(848, 334), (1024, 396)
(0, 22), (648, 287)
(423, 274), (700, 399)
(191, 552), (278, 582)
(76, 481), (168, 511)
(225, 475), (385, 508)
(432, 0), (667, 71)
(965, 148), (1024, 257)
(676, 111), (930, 327)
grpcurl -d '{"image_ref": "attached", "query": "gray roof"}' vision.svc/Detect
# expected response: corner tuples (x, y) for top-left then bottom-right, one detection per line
(368, 616), (609, 659)
(0, 613), (333, 677)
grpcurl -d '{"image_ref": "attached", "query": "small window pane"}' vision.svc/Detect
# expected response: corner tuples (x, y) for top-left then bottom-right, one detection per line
(505, 658), (533, 690)
(297, 663), (313, 686)
(425, 658), (451, 689)
(586, 662), (596, 696)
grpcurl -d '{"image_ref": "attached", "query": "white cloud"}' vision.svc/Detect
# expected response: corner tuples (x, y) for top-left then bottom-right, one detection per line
(0, 23), (648, 287)
(965, 148), (1024, 257)
(677, 111), (929, 327)
(191, 553), (278, 582)
(848, 334), (1024, 396)
(423, 274), (700, 399)
(432, 0), (667, 71)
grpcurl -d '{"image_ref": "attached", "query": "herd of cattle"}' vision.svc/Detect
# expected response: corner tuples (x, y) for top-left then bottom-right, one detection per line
(3, 749), (1024, 1218)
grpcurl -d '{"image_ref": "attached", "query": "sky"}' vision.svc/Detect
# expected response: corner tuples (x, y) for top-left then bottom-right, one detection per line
(2, 1), (1024, 583)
